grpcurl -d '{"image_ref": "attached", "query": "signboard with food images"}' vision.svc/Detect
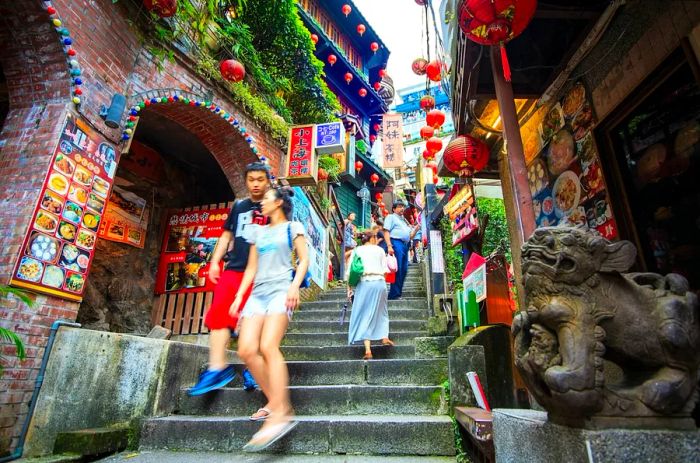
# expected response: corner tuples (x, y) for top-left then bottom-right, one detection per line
(443, 184), (479, 246)
(290, 187), (328, 289)
(10, 113), (120, 301)
(154, 208), (230, 295)
(527, 82), (618, 240)
(98, 185), (148, 248)
(284, 125), (317, 186)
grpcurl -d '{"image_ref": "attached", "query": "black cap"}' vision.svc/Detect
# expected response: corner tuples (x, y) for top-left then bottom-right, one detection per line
(392, 200), (406, 210)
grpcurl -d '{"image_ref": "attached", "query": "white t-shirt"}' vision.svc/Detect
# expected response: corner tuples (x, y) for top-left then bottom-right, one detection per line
(245, 221), (306, 287)
(350, 244), (388, 282)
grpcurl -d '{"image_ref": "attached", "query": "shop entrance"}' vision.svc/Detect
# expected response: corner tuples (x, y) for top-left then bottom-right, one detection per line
(598, 47), (700, 290)
(77, 110), (235, 333)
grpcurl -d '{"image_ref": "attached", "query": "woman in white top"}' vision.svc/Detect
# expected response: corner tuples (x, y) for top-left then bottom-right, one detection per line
(347, 231), (395, 360)
(232, 187), (309, 452)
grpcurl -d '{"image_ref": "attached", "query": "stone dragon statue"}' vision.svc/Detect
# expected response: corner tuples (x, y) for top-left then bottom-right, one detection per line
(513, 227), (699, 428)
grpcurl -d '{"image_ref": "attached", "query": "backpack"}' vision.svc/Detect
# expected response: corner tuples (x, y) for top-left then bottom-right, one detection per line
(287, 222), (311, 288)
(347, 251), (364, 288)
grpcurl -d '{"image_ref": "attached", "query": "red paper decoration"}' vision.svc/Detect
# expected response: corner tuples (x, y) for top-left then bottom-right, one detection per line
(370, 173), (380, 185)
(342, 4), (352, 16)
(425, 60), (445, 82)
(328, 54), (337, 66)
(370, 42), (379, 53)
(143, 0), (177, 18)
(345, 72), (353, 84)
(357, 24), (366, 36)
(420, 126), (435, 140)
(219, 59), (245, 82)
(426, 109), (446, 129)
(426, 137), (443, 154)
(310, 34), (319, 45)
(412, 58), (428, 75)
(355, 160), (363, 171)
(420, 95), (435, 111)
(359, 88), (368, 97)
(443, 135), (490, 177)
(459, 0), (537, 82)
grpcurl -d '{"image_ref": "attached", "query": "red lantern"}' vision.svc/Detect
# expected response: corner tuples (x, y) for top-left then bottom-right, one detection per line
(370, 42), (379, 53)
(345, 72), (353, 84)
(420, 126), (435, 140)
(426, 137), (443, 154)
(359, 88), (368, 97)
(370, 173), (380, 185)
(425, 60), (445, 82)
(318, 168), (329, 181)
(220, 59), (245, 82)
(427, 161), (438, 174)
(378, 69), (387, 79)
(375, 193), (383, 201)
(357, 24), (366, 36)
(426, 109), (446, 129)
(310, 34), (319, 45)
(443, 135), (490, 177)
(355, 160), (363, 172)
(412, 58), (428, 75)
(383, 209), (389, 217)
(342, 4), (352, 16)
(373, 123), (381, 132)
(433, 175), (439, 184)
(328, 54), (337, 66)
(459, 0), (537, 82)
(420, 95), (436, 111)
(369, 134), (377, 144)
(422, 150), (434, 161)
(373, 81), (381, 91)
(143, 0), (177, 18)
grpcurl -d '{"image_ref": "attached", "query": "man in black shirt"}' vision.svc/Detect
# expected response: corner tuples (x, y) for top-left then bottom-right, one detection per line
(188, 162), (270, 396)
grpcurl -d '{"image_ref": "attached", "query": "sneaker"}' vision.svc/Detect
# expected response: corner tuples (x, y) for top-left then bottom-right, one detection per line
(242, 368), (259, 391)
(187, 365), (236, 396)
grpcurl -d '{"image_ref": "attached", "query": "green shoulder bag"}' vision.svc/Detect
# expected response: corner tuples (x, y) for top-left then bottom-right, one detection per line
(347, 252), (364, 287)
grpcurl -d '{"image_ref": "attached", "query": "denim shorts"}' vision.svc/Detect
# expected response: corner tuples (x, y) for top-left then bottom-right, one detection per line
(240, 280), (290, 318)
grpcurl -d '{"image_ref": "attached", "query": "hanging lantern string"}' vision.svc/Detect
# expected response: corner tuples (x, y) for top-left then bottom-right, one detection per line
(424, 3), (431, 93)
(427, 0), (451, 100)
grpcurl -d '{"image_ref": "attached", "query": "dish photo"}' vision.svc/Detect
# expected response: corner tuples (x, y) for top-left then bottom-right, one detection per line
(68, 184), (88, 205)
(76, 252), (90, 271)
(64, 272), (85, 293)
(34, 210), (59, 234)
(539, 103), (565, 143)
(53, 153), (75, 177)
(17, 256), (44, 283)
(41, 265), (65, 289)
(553, 170), (581, 215)
(86, 193), (105, 214)
(561, 82), (586, 119)
(576, 132), (596, 168)
(62, 201), (83, 224)
(40, 190), (64, 215)
(82, 212), (100, 231)
(92, 176), (110, 198)
(48, 172), (69, 196)
(572, 104), (594, 141)
(27, 232), (59, 263)
(76, 229), (96, 250)
(73, 166), (93, 187)
(57, 220), (77, 242)
(547, 129), (576, 176)
(60, 243), (80, 265)
(527, 158), (548, 196)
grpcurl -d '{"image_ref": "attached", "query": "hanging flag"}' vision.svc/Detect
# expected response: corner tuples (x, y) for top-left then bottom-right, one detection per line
(381, 113), (405, 168)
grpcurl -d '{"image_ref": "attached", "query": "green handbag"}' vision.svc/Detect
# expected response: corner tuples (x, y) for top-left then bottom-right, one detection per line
(347, 252), (364, 287)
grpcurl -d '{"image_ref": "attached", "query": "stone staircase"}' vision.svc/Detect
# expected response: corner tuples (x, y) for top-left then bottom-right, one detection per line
(137, 265), (456, 459)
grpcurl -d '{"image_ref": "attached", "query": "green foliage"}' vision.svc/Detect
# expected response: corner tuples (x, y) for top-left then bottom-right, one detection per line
(0, 285), (30, 376)
(318, 155), (341, 182)
(439, 216), (464, 293)
(355, 139), (369, 155)
(476, 197), (511, 262)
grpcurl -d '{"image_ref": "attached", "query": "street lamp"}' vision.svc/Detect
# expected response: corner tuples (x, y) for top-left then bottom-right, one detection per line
(357, 182), (370, 228)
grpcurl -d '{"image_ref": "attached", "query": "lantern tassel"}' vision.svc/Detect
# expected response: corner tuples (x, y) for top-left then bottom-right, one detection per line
(500, 44), (511, 82)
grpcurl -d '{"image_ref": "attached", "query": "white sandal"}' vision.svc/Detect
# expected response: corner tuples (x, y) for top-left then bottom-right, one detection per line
(249, 407), (271, 421)
(242, 420), (298, 452)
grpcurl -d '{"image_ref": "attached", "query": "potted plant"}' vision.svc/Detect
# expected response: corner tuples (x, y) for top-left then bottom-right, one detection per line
(0, 286), (29, 377)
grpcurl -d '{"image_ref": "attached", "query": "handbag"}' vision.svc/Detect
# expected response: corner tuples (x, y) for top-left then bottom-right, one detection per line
(386, 254), (398, 273)
(347, 252), (364, 287)
(287, 222), (311, 288)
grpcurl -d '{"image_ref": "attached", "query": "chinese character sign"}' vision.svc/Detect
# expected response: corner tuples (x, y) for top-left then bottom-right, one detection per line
(381, 113), (405, 168)
(315, 122), (345, 155)
(285, 125), (317, 186)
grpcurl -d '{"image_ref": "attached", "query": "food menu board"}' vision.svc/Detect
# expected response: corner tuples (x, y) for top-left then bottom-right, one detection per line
(527, 82), (618, 240)
(290, 187), (327, 289)
(98, 185), (149, 249)
(154, 208), (230, 295)
(10, 113), (120, 301)
(443, 184), (479, 246)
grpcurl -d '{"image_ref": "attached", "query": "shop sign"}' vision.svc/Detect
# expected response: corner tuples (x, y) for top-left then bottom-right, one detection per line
(290, 187), (327, 289)
(315, 122), (345, 155)
(97, 185), (148, 248)
(285, 125), (317, 186)
(429, 230), (445, 273)
(10, 113), (121, 301)
(444, 184), (478, 246)
(119, 140), (164, 183)
(155, 208), (231, 294)
(462, 252), (487, 303)
(381, 112), (404, 168)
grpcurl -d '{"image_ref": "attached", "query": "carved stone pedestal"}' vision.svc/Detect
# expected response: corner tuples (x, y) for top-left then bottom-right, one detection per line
(492, 409), (700, 463)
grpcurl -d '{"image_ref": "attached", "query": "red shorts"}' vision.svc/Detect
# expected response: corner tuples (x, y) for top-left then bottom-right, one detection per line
(204, 270), (253, 331)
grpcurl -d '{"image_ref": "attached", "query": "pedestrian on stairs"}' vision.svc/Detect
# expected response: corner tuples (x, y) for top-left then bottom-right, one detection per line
(347, 231), (395, 360)
(231, 186), (309, 452)
(187, 162), (270, 396)
(383, 201), (421, 300)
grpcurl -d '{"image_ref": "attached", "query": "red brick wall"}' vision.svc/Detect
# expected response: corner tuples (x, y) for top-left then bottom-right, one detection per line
(0, 0), (284, 454)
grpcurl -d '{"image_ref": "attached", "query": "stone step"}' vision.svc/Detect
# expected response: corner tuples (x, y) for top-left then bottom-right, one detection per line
(177, 385), (446, 416)
(281, 344), (416, 360)
(301, 299), (427, 311)
(139, 415), (456, 456)
(288, 320), (426, 334)
(293, 308), (427, 322)
(280, 331), (426, 346)
(100, 450), (457, 462)
(211, 359), (447, 387)
(319, 290), (426, 300)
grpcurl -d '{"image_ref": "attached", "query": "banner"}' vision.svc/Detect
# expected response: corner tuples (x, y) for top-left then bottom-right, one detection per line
(285, 125), (317, 186)
(10, 113), (120, 301)
(443, 184), (478, 246)
(155, 208), (230, 294)
(97, 185), (148, 248)
(381, 112), (405, 168)
(290, 187), (327, 289)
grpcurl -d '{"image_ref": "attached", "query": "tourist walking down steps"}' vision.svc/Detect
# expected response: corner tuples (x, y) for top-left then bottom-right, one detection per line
(231, 186), (310, 452)
(347, 231), (395, 360)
